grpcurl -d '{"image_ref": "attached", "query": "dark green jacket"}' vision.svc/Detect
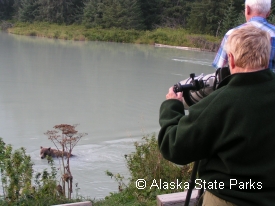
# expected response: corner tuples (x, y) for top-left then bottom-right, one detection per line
(159, 69), (275, 205)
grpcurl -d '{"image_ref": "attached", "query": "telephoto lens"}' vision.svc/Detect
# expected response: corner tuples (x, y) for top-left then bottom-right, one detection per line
(174, 73), (216, 109)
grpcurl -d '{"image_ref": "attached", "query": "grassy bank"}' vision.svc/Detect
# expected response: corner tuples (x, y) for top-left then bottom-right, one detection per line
(7, 22), (221, 52)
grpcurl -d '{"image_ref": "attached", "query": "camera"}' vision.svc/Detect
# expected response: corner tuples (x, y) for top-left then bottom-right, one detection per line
(173, 67), (230, 109)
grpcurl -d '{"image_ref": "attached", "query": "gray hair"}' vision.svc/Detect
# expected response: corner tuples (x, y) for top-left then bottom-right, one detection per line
(245, 0), (271, 14)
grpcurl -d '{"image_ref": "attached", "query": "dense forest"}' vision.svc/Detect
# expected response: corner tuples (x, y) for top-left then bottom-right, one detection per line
(0, 0), (275, 37)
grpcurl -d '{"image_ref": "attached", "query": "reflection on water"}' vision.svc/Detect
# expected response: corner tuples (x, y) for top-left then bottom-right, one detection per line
(0, 31), (215, 199)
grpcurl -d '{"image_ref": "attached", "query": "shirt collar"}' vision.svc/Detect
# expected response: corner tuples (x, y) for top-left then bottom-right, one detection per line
(248, 16), (267, 23)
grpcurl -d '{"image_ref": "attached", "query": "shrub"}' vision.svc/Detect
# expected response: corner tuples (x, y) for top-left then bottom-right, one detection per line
(126, 134), (192, 199)
(0, 138), (33, 204)
(0, 137), (89, 205)
(100, 133), (193, 205)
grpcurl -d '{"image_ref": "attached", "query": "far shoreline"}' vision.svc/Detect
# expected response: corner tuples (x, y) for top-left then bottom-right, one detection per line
(1, 21), (221, 53)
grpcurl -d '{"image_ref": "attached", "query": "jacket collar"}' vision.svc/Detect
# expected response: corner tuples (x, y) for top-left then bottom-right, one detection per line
(217, 69), (274, 89)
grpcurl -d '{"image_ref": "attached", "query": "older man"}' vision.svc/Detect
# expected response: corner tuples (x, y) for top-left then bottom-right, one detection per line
(159, 25), (275, 205)
(213, 0), (275, 72)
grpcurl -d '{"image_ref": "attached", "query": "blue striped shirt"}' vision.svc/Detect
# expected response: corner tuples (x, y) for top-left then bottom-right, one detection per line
(212, 17), (275, 73)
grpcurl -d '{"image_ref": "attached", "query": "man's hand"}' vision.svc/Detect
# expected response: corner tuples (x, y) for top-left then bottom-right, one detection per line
(166, 87), (183, 102)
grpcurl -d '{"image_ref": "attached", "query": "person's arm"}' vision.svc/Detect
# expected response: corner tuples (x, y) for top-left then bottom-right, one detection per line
(212, 35), (229, 69)
(158, 89), (224, 165)
(269, 37), (275, 72)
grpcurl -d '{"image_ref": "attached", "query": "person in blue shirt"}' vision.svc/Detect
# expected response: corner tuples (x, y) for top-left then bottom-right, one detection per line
(213, 0), (275, 72)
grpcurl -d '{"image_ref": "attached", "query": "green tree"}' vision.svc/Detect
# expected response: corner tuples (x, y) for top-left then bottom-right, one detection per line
(36, 0), (67, 23)
(12, 0), (22, 20)
(119, 0), (144, 30)
(187, 0), (228, 35)
(82, 0), (104, 28)
(17, 0), (85, 24)
(158, 0), (192, 28)
(84, 0), (144, 30)
(232, 12), (246, 29)
(36, 0), (83, 24)
(0, 0), (15, 20)
(139, 0), (161, 30)
(18, 0), (40, 22)
(219, 0), (236, 37)
(187, 1), (207, 34)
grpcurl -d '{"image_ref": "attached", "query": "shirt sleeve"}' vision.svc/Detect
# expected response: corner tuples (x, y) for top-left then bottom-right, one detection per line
(269, 37), (275, 72)
(212, 35), (229, 69)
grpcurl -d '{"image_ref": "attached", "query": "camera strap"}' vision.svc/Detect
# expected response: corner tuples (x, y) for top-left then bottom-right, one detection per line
(213, 67), (231, 90)
(213, 67), (230, 91)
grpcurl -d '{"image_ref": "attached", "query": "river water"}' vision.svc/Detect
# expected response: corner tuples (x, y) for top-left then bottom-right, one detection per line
(0, 31), (216, 199)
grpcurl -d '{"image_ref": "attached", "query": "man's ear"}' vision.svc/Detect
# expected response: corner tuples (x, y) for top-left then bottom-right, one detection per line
(228, 53), (236, 74)
(245, 5), (251, 15)
(244, 5), (251, 21)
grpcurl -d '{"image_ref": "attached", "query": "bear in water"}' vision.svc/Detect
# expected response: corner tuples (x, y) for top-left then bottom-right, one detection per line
(40, 146), (73, 159)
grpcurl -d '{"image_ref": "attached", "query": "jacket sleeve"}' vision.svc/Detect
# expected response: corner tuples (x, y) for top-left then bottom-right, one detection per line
(158, 92), (226, 165)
